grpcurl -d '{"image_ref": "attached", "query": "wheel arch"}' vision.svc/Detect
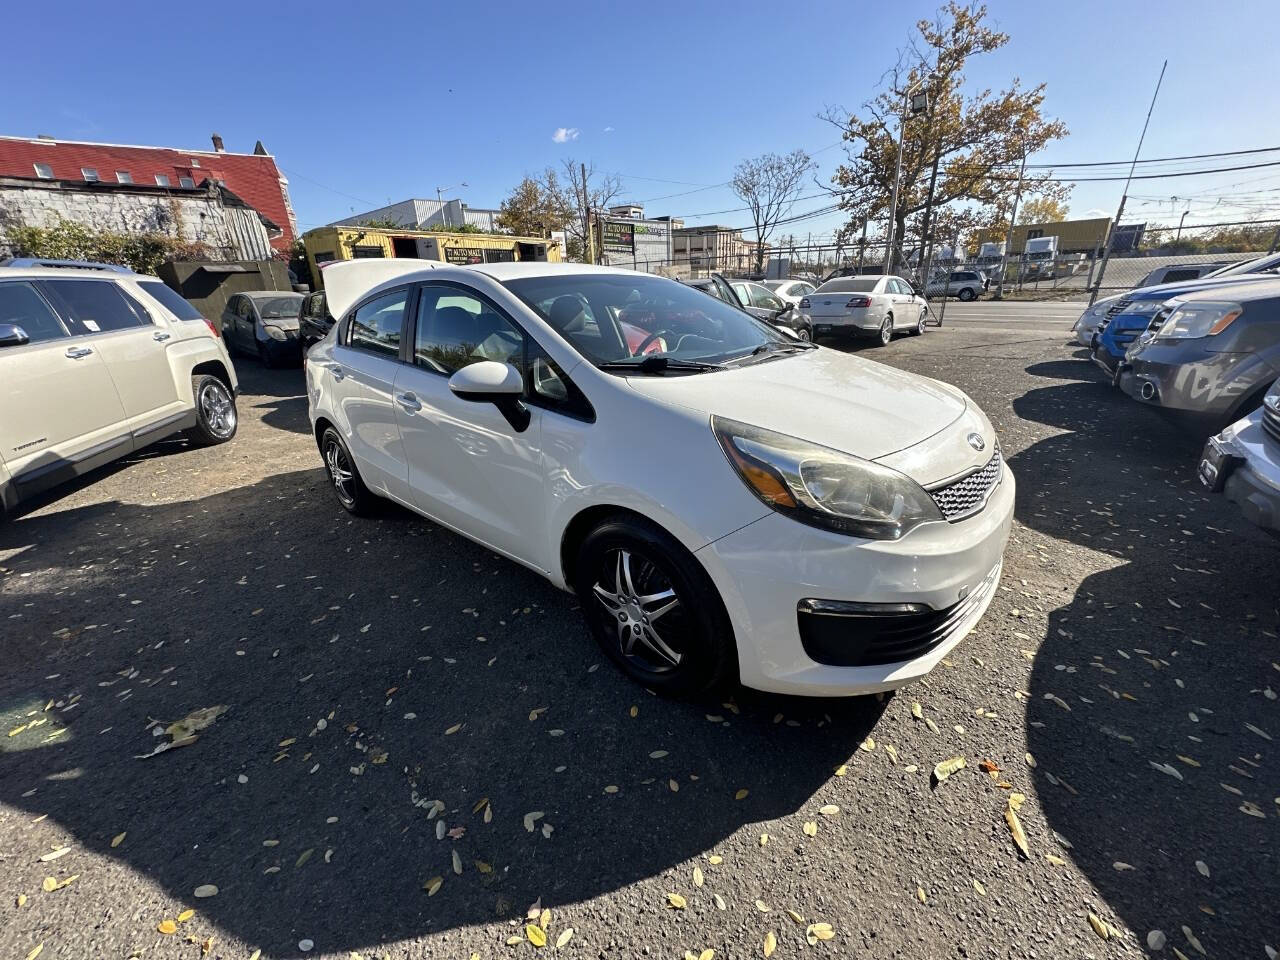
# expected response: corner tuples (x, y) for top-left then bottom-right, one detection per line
(191, 359), (235, 396)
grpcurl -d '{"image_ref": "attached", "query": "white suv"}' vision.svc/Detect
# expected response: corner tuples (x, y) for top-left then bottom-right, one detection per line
(0, 260), (238, 518)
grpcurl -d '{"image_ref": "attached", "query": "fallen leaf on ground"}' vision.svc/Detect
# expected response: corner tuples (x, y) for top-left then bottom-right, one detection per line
(177, 909), (195, 923)
(556, 929), (574, 948)
(693, 866), (704, 887)
(1004, 804), (1030, 858)
(193, 884), (218, 898)
(932, 756), (966, 783)
(819, 804), (840, 816)
(1087, 913), (1110, 940)
(111, 832), (126, 848)
(806, 922), (835, 945)
(734, 789), (749, 800)
(667, 892), (687, 909)
(802, 821), (818, 837)
(424, 876), (443, 896)
(158, 920), (178, 935)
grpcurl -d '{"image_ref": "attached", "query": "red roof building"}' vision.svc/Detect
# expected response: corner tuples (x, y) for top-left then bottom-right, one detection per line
(0, 133), (297, 254)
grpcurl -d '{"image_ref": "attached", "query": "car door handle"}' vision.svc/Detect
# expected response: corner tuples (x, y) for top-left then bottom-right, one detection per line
(65, 346), (93, 359)
(395, 391), (421, 412)
(153, 332), (171, 342)
(329, 364), (345, 381)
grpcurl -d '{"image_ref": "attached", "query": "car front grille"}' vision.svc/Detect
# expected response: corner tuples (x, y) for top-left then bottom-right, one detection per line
(1263, 398), (1280, 445)
(928, 444), (1003, 521)
(797, 561), (1002, 667)
(1106, 299), (1131, 319)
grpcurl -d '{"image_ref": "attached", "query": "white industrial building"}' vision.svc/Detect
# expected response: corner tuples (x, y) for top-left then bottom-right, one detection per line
(333, 197), (502, 233)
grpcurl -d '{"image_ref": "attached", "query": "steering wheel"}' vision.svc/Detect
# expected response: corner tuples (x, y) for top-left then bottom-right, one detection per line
(635, 330), (673, 354)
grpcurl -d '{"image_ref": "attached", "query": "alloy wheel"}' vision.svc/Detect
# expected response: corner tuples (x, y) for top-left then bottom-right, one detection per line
(199, 380), (237, 439)
(796, 327), (811, 341)
(592, 548), (688, 675)
(324, 439), (356, 507)
(880, 317), (892, 345)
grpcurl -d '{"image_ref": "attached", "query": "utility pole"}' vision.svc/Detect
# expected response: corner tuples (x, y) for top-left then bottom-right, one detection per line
(1089, 59), (1167, 306)
(579, 162), (593, 264)
(995, 152), (1027, 299)
(883, 74), (934, 274)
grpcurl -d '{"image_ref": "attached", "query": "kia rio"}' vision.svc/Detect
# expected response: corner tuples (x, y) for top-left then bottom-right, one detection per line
(306, 260), (1014, 697)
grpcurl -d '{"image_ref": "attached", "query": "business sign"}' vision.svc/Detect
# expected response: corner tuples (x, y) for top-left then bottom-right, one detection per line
(602, 220), (635, 253)
(444, 246), (486, 265)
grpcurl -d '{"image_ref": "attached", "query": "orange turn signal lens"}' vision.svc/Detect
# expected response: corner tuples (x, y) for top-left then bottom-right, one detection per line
(1208, 308), (1242, 335)
(723, 440), (797, 507)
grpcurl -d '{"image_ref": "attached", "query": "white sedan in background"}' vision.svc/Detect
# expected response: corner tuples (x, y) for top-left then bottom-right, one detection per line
(307, 260), (1013, 698)
(762, 279), (817, 307)
(801, 275), (930, 345)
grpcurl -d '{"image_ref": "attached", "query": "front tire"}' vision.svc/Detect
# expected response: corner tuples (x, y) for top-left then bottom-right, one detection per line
(913, 309), (927, 335)
(189, 374), (237, 445)
(795, 325), (812, 342)
(320, 427), (376, 516)
(573, 515), (736, 696)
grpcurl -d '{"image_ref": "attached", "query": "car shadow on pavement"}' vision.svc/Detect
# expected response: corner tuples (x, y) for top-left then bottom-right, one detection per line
(0, 471), (879, 956)
(1009, 369), (1279, 956)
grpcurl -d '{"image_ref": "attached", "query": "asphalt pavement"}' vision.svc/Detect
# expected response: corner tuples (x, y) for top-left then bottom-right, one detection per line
(2, 302), (1277, 960)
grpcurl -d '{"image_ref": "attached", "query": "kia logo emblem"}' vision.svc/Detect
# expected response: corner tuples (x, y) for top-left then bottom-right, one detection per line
(967, 433), (985, 452)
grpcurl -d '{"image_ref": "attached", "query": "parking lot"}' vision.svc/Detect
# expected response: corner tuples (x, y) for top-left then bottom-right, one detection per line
(2, 299), (1277, 960)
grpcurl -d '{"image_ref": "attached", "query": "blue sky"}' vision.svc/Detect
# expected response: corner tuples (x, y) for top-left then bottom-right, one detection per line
(8, 0), (1279, 243)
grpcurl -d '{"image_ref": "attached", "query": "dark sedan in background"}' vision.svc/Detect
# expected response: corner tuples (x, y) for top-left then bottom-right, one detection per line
(1119, 279), (1280, 435)
(220, 291), (305, 367)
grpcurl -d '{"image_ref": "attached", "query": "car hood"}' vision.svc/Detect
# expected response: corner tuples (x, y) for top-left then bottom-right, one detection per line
(624, 348), (978, 479)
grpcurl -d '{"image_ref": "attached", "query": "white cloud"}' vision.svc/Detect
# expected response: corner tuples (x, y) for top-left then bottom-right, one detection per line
(1081, 208), (1109, 219)
(551, 127), (580, 144)
(603, 126), (615, 133)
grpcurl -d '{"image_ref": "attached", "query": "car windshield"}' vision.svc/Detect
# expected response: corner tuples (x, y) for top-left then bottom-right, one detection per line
(815, 277), (879, 293)
(504, 273), (788, 368)
(255, 295), (303, 319)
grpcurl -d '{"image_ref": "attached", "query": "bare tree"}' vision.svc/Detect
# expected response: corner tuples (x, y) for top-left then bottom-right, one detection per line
(730, 150), (815, 274)
(537, 159), (622, 264)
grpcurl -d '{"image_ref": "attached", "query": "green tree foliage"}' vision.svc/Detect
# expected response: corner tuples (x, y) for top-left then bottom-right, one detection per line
(825, 2), (1069, 269)
(5, 218), (209, 274)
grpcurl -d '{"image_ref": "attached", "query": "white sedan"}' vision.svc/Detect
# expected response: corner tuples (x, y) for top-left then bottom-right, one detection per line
(762, 279), (817, 307)
(307, 260), (1014, 697)
(801, 275), (930, 344)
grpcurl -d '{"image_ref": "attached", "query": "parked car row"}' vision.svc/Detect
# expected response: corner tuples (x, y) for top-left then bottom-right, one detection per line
(1071, 253), (1280, 537)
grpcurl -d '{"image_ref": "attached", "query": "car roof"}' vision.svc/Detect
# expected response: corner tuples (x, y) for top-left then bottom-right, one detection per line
(1129, 271), (1280, 299)
(471, 261), (642, 282)
(0, 265), (158, 281)
(1173, 277), (1280, 304)
(238, 290), (302, 300)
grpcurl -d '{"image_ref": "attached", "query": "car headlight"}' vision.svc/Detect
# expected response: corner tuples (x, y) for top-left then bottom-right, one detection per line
(712, 416), (943, 540)
(1152, 300), (1243, 341)
(1123, 299), (1168, 316)
(264, 324), (288, 341)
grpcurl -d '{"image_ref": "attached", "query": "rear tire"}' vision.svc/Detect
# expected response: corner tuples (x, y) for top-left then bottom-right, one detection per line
(958, 287), (977, 302)
(573, 515), (736, 696)
(320, 427), (376, 516)
(877, 315), (893, 346)
(796, 326), (812, 342)
(189, 374), (237, 445)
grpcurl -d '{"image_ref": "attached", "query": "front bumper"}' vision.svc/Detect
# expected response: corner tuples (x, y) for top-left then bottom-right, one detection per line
(1200, 412), (1280, 536)
(696, 464), (1015, 696)
(1119, 342), (1251, 425)
(259, 334), (302, 363)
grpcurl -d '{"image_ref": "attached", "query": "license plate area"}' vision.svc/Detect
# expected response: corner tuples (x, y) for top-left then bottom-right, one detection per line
(1198, 437), (1239, 492)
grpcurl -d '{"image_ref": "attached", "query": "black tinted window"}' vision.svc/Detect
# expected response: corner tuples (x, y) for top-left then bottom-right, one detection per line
(138, 280), (204, 321)
(348, 289), (407, 358)
(41, 279), (146, 333)
(0, 281), (67, 344)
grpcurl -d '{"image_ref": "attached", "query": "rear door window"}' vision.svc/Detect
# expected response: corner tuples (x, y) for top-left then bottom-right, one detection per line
(40, 279), (147, 334)
(0, 281), (68, 344)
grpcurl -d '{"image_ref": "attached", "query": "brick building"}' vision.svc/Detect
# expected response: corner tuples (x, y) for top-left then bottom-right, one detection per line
(0, 133), (297, 254)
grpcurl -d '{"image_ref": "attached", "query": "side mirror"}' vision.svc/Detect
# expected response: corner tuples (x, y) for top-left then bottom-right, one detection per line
(448, 360), (530, 432)
(0, 323), (30, 347)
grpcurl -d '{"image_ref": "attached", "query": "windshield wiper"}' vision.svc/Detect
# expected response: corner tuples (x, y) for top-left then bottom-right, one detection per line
(598, 355), (725, 374)
(732, 341), (815, 365)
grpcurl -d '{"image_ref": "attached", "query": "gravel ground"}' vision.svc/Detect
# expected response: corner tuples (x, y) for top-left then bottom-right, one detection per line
(2, 301), (1276, 960)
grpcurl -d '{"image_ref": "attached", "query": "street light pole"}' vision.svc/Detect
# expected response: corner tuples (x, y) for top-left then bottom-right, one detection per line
(435, 182), (469, 229)
(883, 74), (933, 274)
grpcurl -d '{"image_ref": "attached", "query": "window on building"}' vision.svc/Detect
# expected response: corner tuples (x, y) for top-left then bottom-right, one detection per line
(179, 176), (195, 189)
(32, 162), (53, 179)
(189, 158), (201, 168)
(351, 246), (385, 259)
(116, 171), (133, 184)
(81, 167), (99, 182)
(155, 174), (170, 186)
(1027, 228), (1044, 240)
